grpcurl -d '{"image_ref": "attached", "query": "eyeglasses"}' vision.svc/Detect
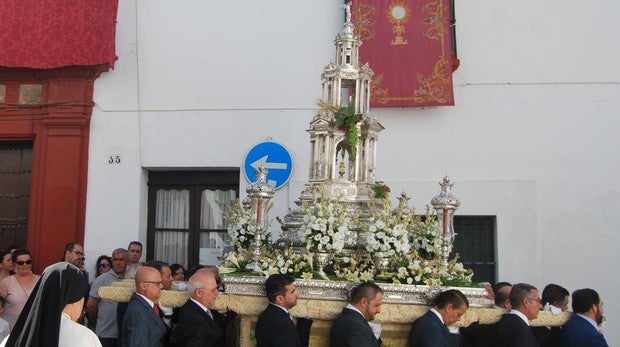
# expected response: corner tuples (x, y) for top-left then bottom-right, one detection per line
(144, 281), (163, 286)
(200, 286), (219, 294)
(72, 250), (85, 257)
(526, 297), (542, 303)
(98, 263), (110, 268)
(16, 260), (32, 266)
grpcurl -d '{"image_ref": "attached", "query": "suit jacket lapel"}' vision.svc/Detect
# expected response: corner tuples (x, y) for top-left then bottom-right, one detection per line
(427, 310), (452, 340)
(268, 303), (296, 328)
(344, 308), (378, 346)
(133, 293), (167, 331)
(189, 299), (218, 329)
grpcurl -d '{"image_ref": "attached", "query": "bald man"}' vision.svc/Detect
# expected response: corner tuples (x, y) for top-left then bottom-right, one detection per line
(173, 268), (224, 346)
(122, 267), (167, 347)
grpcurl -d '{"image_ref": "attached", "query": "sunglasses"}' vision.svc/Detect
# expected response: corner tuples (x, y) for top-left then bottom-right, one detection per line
(98, 263), (110, 268)
(16, 260), (32, 266)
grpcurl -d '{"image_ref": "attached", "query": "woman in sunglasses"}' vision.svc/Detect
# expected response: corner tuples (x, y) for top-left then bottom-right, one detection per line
(94, 255), (112, 278)
(0, 250), (40, 331)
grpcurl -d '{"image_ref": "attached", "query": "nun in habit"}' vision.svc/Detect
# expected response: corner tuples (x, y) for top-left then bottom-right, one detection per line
(0, 262), (101, 347)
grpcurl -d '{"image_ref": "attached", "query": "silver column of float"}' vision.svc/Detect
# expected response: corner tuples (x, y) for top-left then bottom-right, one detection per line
(430, 176), (461, 267)
(245, 166), (274, 272)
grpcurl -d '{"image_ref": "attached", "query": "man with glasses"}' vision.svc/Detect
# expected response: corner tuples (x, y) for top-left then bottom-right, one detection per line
(122, 266), (167, 347)
(145, 261), (174, 328)
(87, 248), (129, 347)
(172, 268), (223, 346)
(63, 242), (85, 267)
(62, 242), (90, 314)
(493, 283), (542, 347)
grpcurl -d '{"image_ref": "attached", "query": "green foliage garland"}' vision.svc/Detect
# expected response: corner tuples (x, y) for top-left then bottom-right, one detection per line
(335, 105), (362, 160)
(372, 183), (391, 199)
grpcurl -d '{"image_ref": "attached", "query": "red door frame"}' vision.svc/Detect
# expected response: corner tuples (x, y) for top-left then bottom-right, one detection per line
(0, 64), (108, 273)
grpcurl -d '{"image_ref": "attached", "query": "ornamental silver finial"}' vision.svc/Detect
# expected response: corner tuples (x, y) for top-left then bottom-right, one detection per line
(342, 1), (352, 23)
(246, 165), (275, 198)
(430, 176), (461, 210)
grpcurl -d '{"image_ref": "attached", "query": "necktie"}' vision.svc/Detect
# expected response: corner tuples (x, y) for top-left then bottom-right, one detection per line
(206, 309), (213, 320)
(153, 304), (160, 316)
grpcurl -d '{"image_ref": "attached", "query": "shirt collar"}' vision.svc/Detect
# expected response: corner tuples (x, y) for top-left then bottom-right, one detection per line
(109, 269), (123, 279)
(576, 313), (600, 331)
(269, 302), (290, 315)
(345, 303), (366, 320)
(137, 293), (155, 308)
(509, 309), (530, 326)
(430, 308), (445, 325)
(190, 297), (210, 312)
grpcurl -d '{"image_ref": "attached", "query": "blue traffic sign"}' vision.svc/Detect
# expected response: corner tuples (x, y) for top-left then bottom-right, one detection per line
(243, 141), (293, 190)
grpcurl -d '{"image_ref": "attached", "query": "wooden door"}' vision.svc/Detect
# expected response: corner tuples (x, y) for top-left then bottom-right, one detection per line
(0, 141), (32, 250)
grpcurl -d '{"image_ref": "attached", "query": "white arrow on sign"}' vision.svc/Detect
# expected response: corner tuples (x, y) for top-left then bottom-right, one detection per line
(251, 155), (288, 171)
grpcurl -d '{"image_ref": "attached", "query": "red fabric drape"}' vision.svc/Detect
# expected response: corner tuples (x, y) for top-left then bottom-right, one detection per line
(354, 0), (454, 107)
(0, 0), (119, 69)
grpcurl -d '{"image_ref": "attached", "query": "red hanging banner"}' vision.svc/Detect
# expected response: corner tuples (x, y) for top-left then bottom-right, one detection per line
(0, 0), (119, 69)
(353, 0), (455, 107)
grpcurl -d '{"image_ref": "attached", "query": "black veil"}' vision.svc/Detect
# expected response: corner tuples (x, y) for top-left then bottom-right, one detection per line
(4, 262), (88, 347)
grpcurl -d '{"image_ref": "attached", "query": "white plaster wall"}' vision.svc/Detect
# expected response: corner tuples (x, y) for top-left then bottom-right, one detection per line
(86, 0), (620, 343)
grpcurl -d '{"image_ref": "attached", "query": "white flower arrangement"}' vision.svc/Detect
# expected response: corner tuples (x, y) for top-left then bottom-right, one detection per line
(298, 190), (352, 253)
(392, 252), (473, 287)
(220, 188), (474, 288)
(257, 248), (313, 278)
(363, 198), (418, 259)
(332, 255), (375, 282)
(221, 246), (313, 279)
(225, 198), (272, 249)
(409, 205), (443, 257)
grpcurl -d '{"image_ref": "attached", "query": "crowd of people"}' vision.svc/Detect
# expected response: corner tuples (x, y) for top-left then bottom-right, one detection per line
(0, 241), (230, 347)
(456, 281), (609, 347)
(0, 242), (610, 347)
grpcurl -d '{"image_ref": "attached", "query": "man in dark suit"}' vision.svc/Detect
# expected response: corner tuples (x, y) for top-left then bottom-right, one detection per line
(493, 283), (542, 347)
(559, 288), (609, 347)
(329, 281), (383, 347)
(255, 273), (312, 347)
(122, 266), (167, 347)
(409, 289), (469, 347)
(172, 268), (223, 346)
